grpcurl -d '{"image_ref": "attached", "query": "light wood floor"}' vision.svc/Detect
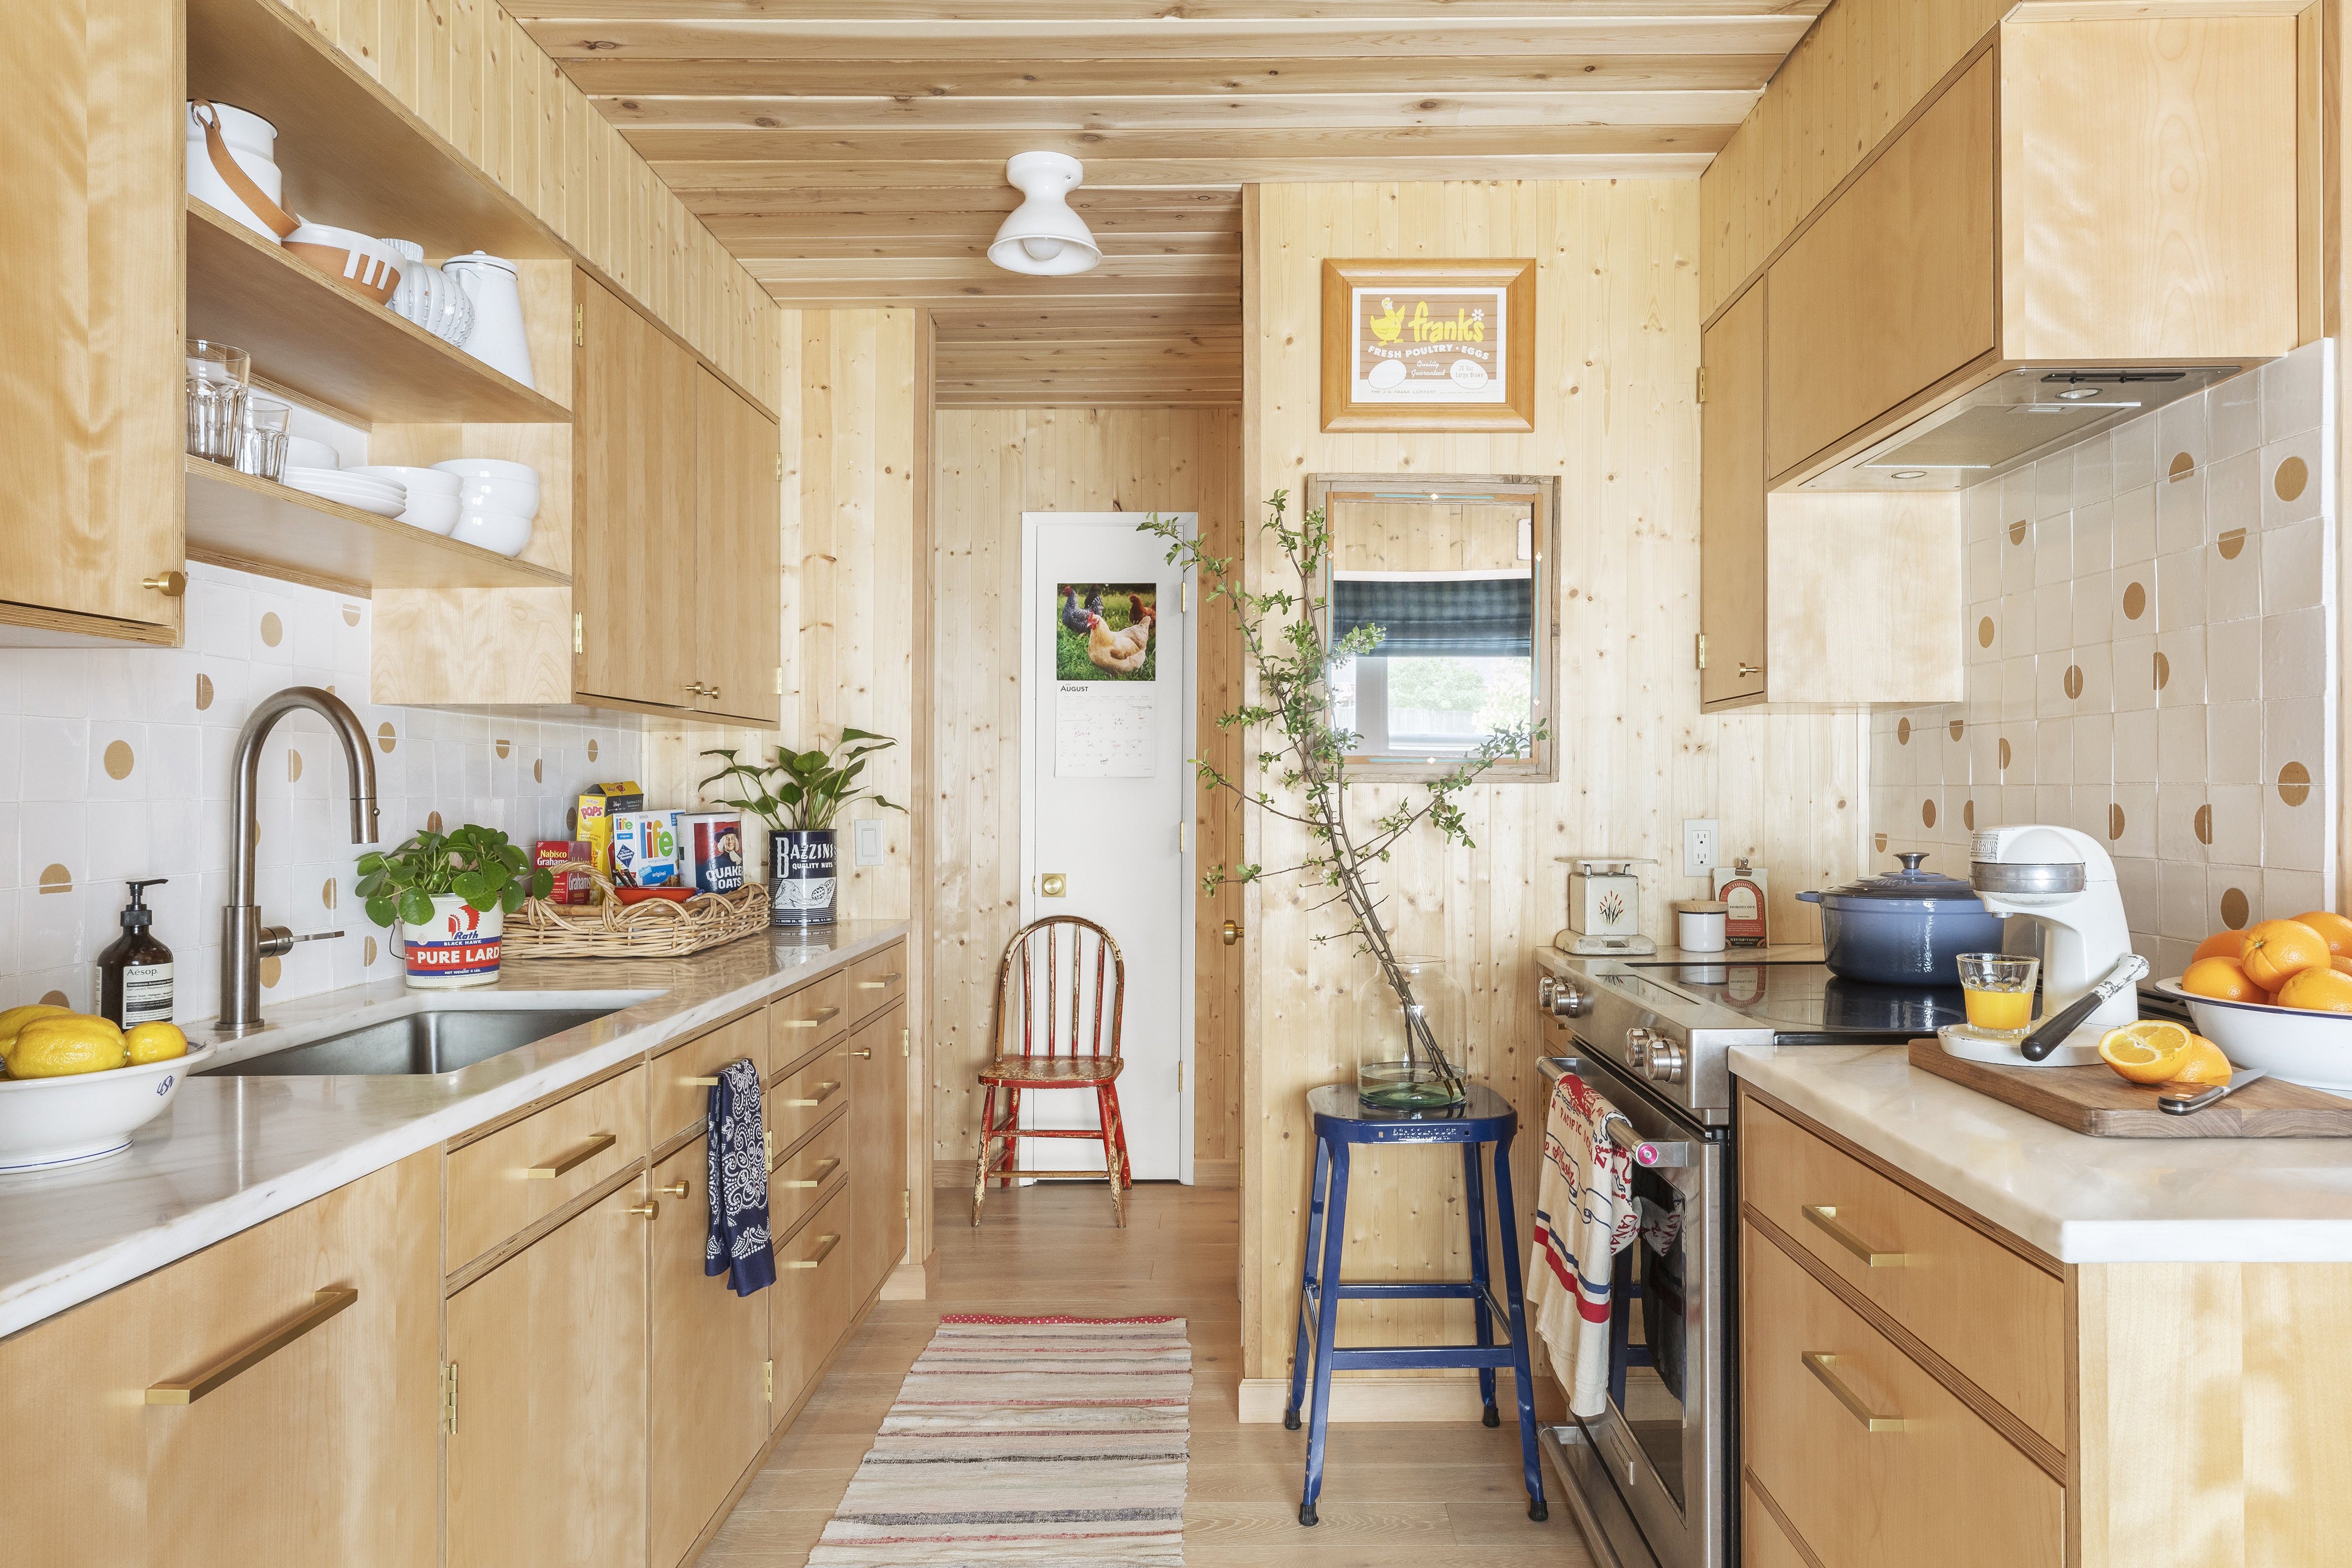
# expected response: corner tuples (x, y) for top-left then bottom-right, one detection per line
(702, 1182), (1593, 1567)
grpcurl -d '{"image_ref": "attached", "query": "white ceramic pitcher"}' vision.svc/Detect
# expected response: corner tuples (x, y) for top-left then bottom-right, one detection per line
(442, 252), (535, 389)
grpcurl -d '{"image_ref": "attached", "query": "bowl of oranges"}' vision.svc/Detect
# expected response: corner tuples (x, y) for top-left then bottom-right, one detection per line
(0, 1005), (212, 1171)
(2152, 911), (2352, 1093)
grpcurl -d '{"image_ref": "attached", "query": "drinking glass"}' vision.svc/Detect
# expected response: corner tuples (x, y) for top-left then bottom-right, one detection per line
(186, 339), (251, 465)
(233, 396), (290, 481)
(1957, 953), (2039, 1040)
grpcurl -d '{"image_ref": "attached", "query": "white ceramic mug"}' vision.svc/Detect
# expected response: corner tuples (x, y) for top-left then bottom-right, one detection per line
(442, 253), (534, 389)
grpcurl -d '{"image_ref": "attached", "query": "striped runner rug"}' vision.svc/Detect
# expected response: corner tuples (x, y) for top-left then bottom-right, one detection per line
(806, 1313), (1191, 1566)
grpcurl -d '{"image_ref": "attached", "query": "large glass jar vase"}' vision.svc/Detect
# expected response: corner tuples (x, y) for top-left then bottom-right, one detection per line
(1351, 951), (1468, 1111)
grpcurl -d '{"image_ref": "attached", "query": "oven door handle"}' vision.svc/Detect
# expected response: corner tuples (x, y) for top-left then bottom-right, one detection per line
(1607, 1120), (1694, 1170)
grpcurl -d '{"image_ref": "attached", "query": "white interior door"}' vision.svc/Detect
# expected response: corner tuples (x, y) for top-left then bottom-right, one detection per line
(1021, 512), (1197, 1183)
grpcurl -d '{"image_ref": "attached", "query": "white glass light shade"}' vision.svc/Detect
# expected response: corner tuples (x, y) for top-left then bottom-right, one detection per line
(988, 152), (1101, 276)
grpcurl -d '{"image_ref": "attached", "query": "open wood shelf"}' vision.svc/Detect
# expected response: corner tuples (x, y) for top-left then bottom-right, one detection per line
(186, 200), (569, 428)
(184, 457), (569, 595)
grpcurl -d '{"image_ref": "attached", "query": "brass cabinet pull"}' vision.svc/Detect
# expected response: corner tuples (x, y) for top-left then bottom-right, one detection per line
(658, 1177), (691, 1199)
(786, 1232), (841, 1269)
(1802, 1205), (1906, 1267)
(775, 1157), (841, 1190)
(146, 1288), (357, 1404)
(782, 1080), (842, 1107)
(1801, 1352), (1905, 1432)
(846, 1047), (873, 1059)
(526, 1131), (616, 1180)
(856, 973), (902, 989)
(685, 1075), (721, 1087)
(627, 1200), (660, 1219)
(782, 1006), (841, 1029)
(142, 570), (188, 597)
(1220, 919), (1242, 946)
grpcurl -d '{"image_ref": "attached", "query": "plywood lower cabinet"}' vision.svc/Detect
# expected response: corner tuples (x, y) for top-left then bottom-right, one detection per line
(848, 998), (911, 1302)
(771, 1181), (860, 1424)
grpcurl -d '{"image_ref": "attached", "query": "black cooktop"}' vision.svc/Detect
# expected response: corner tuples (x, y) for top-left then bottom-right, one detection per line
(1619, 959), (1969, 1038)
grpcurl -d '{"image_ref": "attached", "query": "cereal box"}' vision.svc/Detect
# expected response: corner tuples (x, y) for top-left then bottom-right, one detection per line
(534, 840), (594, 905)
(675, 812), (746, 894)
(575, 782), (644, 879)
(608, 810), (678, 887)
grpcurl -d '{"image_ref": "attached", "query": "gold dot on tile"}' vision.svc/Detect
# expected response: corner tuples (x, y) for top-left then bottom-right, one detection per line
(2007, 519), (2027, 545)
(2168, 451), (2195, 481)
(288, 750), (304, 783)
(364, 936), (379, 966)
(496, 739), (512, 759)
(1897, 717), (1911, 744)
(343, 604), (362, 627)
(2063, 664), (2084, 700)
(38, 989), (67, 1008)
(377, 722), (397, 753)
(38, 864), (72, 894)
(195, 672), (214, 711)
(260, 611), (283, 648)
(1998, 737), (2013, 771)
(1948, 719), (1964, 741)
(322, 878), (337, 910)
(260, 956), (281, 989)
(2109, 803), (2126, 841)
(2194, 803), (2214, 845)
(2154, 651), (2171, 690)
(588, 739), (600, 761)
(1963, 800), (1976, 830)
(2216, 527), (2247, 561)
(533, 759), (544, 783)
(2276, 454), (2309, 502)
(104, 740), (135, 780)
(1873, 832), (1889, 853)
(1922, 799), (1937, 828)
(2220, 886), (2251, 930)
(427, 810), (445, 833)
(2279, 760), (2313, 808)
(2122, 581), (2147, 619)
(1977, 616), (1995, 648)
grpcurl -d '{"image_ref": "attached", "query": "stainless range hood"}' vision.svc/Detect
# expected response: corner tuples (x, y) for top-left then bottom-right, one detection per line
(1793, 365), (2249, 491)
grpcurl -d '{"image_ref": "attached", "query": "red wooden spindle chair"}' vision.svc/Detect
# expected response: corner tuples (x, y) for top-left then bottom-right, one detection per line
(971, 916), (1132, 1228)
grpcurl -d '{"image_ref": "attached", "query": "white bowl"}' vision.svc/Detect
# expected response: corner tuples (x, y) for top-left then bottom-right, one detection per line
(2152, 977), (2352, 1092)
(347, 464), (461, 497)
(0, 1042), (214, 1171)
(451, 479), (540, 521)
(432, 457), (539, 484)
(451, 503), (533, 557)
(285, 437), (338, 471)
(400, 493), (461, 536)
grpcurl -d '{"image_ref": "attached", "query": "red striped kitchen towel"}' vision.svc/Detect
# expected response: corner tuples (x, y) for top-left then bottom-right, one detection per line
(1527, 1070), (1638, 1418)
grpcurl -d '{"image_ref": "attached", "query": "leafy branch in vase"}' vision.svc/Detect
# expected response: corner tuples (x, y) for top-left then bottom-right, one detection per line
(1141, 493), (1541, 1095)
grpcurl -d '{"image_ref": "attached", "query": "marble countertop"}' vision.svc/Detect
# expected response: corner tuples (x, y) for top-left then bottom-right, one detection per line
(0, 921), (907, 1340)
(1730, 1044), (2352, 1264)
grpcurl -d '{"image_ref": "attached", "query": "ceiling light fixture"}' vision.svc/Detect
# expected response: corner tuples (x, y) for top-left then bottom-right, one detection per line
(988, 152), (1101, 276)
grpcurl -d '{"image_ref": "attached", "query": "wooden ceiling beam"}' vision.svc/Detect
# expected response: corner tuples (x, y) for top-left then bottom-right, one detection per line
(718, 229), (1241, 259)
(931, 305), (1241, 337)
(649, 153), (1713, 187)
(510, 1), (1821, 21)
(595, 89), (1757, 132)
(622, 123), (1731, 162)
(678, 187), (1242, 217)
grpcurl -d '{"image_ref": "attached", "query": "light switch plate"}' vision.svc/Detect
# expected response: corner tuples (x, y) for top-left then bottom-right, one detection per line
(1682, 819), (1719, 879)
(854, 818), (884, 866)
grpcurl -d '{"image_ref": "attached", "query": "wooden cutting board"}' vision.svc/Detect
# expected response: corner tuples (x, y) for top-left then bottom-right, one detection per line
(1907, 1039), (2352, 1137)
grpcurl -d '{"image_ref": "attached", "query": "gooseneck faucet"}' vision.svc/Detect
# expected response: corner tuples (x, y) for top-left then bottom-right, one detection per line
(219, 686), (381, 1036)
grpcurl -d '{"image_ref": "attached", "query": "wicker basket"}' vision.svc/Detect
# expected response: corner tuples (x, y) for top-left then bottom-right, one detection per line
(501, 863), (771, 961)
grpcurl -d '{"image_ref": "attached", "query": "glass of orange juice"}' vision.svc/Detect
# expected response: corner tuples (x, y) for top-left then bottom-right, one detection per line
(1957, 953), (2038, 1039)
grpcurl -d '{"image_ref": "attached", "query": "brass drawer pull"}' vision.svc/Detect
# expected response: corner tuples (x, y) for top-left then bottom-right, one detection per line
(786, 1232), (842, 1269)
(856, 973), (901, 989)
(685, 1054), (756, 1089)
(147, 1288), (358, 1404)
(658, 1177), (691, 1199)
(782, 1006), (842, 1029)
(781, 1079), (842, 1108)
(1802, 1205), (1906, 1267)
(628, 1199), (660, 1219)
(846, 1047), (873, 1059)
(527, 1131), (616, 1179)
(1801, 1352), (1905, 1432)
(775, 1156), (841, 1190)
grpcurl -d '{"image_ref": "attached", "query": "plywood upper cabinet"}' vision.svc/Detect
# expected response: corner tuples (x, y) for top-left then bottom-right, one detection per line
(1700, 282), (1768, 709)
(0, 0), (185, 646)
(693, 368), (785, 727)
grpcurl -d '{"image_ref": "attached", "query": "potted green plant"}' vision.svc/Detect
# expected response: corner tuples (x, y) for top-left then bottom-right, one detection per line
(1142, 495), (1540, 1109)
(355, 824), (550, 988)
(701, 730), (903, 927)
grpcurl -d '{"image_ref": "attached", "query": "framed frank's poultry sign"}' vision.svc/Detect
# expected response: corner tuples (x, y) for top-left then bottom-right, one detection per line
(1320, 258), (1536, 432)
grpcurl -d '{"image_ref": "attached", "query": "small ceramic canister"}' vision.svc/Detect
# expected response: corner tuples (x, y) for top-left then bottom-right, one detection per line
(1674, 899), (1729, 954)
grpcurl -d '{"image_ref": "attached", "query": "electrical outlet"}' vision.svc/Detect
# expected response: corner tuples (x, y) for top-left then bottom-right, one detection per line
(854, 818), (884, 867)
(1683, 819), (1719, 879)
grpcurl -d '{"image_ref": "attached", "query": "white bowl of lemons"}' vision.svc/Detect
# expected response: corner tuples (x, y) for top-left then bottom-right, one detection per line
(0, 1006), (211, 1172)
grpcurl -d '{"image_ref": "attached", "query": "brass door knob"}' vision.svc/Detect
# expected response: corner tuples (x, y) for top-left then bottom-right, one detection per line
(1736, 663), (1764, 679)
(1220, 919), (1242, 946)
(657, 1178), (691, 1198)
(142, 570), (188, 597)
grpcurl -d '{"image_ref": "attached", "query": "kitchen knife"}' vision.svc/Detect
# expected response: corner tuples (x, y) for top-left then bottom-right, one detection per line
(2018, 953), (2151, 1061)
(2158, 1068), (2266, 1115)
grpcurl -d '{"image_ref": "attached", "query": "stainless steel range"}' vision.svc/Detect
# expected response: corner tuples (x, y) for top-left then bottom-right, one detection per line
(1528, 946), (1968, 1568)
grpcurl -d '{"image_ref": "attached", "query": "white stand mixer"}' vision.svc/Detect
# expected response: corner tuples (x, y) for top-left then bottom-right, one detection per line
(1944, 824), (2144, 1069)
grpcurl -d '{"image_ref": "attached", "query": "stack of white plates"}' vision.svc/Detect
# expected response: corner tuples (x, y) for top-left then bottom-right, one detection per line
(347, 465), (462, 535)
(284, 466), (405, 518)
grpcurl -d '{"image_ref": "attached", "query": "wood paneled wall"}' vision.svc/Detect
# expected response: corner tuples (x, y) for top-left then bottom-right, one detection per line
(268, 0), (781, 408)
(927, 407), (1244, 1178)
(1698, 0), (2006, 319)
(1238, 179), (1871, 1394)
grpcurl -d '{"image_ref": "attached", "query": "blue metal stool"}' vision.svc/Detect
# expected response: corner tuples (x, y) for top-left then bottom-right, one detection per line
(1284, 1082), (1547, 1527)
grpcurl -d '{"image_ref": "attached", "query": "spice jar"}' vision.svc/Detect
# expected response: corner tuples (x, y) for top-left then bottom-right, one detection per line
(1674, 899), (1729, 954)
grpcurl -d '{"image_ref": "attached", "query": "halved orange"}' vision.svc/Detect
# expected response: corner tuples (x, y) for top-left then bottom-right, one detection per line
(2164, 1040), (2234, 1087)
(2098, 1021), (2198, 1084)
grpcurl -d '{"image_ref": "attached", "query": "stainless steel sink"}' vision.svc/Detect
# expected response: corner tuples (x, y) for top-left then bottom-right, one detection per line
(202, 1007), (622, 1077)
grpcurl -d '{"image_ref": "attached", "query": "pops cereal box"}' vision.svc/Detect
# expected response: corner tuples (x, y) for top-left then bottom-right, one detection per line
(575, 782), (644, 879)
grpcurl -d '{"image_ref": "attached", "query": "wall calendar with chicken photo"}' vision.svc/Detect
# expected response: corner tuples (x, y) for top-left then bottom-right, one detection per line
(1055, 684), (1157, 778)
(1320, 258), (1536, 433)
(1055, 581), (1158, 682)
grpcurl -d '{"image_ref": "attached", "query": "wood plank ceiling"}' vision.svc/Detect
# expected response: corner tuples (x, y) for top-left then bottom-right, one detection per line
(513, 2), (1822, 405)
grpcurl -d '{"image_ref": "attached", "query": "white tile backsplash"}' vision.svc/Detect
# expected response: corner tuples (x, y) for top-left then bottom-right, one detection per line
(1870, 340), (2338, 941)
(0, 562), (644, 1022)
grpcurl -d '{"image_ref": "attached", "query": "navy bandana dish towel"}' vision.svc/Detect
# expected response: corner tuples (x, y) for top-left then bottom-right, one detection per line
(706, 1057), (776, 1296)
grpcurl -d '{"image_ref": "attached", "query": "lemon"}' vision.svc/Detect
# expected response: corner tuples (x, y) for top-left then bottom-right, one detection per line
(0, 1003), (74, 1063)
(124, 1022), (189, 1066)
(2097, 1020), (2198, 1084)
(9, 1016), (128, 1078)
